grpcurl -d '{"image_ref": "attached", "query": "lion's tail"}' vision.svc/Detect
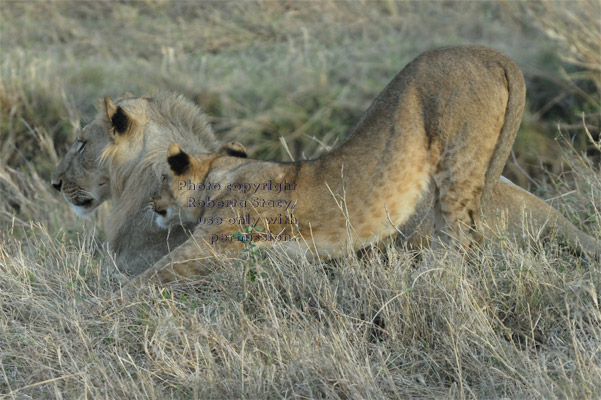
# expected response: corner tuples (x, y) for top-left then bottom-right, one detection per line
(537, 201), (601, 259)
(553, 212), (601, 258)
(496, 176), (601, 259)
(482, 59), (526, 201)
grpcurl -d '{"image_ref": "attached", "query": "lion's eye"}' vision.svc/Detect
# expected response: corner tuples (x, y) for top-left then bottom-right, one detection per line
(77, 140), (86, 153)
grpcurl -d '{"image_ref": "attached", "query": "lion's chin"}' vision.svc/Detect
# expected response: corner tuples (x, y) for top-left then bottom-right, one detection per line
(154, 214), (171, 230)
(72, 204), (97, 217)
(66, 192), (105, 217)
(69, 197), (99, 217)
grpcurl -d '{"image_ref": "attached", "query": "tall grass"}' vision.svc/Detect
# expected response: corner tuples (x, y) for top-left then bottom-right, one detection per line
(1, 2), (600, 398)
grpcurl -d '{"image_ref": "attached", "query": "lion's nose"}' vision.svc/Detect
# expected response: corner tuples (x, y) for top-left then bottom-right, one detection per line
(51, 179), (62, 191)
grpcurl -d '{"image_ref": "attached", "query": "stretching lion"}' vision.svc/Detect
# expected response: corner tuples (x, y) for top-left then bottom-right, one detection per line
(106, 45), (534, 284)
(143, 135), (600, 284)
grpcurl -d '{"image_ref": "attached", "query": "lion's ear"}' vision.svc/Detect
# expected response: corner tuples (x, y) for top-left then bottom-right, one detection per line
(104, 97), (117, 120)
(167, 143), (190, 176)
(104, 96), (131, 136)
(218, 142), (247, 158)
(167, 143), (184, 157)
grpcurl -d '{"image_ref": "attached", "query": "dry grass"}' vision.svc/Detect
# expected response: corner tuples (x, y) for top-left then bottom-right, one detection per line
(1, 1), (601, 399)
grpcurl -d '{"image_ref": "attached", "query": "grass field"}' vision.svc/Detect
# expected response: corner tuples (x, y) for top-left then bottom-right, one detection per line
(1, 1), (600, 399)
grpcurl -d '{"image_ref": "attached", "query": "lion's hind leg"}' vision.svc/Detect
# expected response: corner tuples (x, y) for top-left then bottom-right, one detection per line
(432, 155), (487, 250)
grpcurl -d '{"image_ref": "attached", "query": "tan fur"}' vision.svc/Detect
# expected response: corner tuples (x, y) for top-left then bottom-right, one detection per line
(115, 46), (536, 285)
(51, 92), (218, 275)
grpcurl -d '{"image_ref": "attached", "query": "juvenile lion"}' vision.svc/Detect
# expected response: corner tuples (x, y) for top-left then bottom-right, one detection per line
(144, 136), (601, 284)
(109, 45), (530, 284)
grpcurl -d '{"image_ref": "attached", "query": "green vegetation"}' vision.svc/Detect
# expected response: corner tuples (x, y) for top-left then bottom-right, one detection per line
(1, 1), (600, 398)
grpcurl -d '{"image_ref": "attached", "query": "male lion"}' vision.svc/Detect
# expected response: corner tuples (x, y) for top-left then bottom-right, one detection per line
(51, 92), (218, 275)
(105, 45), (537, 284)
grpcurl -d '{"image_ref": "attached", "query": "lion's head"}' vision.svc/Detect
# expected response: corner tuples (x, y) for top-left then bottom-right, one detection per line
(148, 142), (248, 229)
(52, 92), (219, 216)
(51, 118), (111, 217)
(149, 173), (180, 230)
(97, 94), (220, 198)
(51, 92), (219, 274)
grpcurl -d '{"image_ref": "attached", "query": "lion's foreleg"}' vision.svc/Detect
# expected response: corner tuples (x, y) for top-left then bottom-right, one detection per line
(120, 229), (244, 293)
